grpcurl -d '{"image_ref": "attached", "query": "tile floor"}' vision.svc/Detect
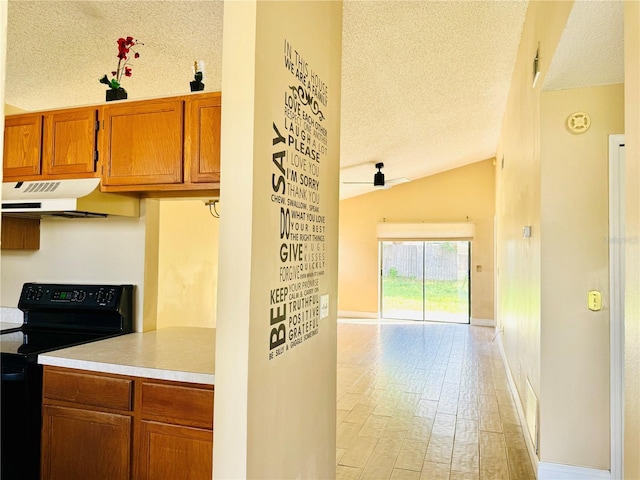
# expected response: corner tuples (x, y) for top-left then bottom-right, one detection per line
(336, 321), (536, 480)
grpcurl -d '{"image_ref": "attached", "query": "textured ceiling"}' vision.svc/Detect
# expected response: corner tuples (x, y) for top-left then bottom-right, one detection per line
(339, 0), (528, 198)
(3, 1), (624, 199)
(5, 1), (224, 109)
(544, 0), (624, 91)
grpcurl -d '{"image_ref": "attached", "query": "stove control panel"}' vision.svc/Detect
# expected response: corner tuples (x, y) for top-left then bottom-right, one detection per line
(19, 283), (132, 309)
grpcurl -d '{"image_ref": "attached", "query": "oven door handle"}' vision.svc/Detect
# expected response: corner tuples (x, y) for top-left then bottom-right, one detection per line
(1, 371), (25, 381)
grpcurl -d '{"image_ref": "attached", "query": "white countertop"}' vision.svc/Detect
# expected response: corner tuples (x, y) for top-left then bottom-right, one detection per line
(38, 327), (215, 385)
(1, 306), (23, 328)
(0, 322), (22, 331)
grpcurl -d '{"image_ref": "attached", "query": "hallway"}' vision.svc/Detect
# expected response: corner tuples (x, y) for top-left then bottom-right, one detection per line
(336, 321), (536, 480)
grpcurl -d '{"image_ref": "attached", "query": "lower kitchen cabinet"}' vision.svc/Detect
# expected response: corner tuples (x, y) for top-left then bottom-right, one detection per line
(137, 421), (213, 480)
(136, 378), (214, 479)
(41, 367), (214, 480)
(41, 405), (131, 480)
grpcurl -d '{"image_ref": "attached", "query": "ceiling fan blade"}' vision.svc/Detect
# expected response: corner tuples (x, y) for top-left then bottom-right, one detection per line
(342, 165), (409, 189)
(385, 177), (410, 186)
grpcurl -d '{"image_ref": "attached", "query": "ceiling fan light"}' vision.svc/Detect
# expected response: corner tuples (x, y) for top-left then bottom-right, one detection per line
(374, 171), (385, 186)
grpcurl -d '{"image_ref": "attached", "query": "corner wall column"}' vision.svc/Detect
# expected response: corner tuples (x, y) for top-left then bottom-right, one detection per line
(214, 2), (342, 478)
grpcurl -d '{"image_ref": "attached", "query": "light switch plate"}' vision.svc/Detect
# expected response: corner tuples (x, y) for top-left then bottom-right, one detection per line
(588, 290), (602, 311)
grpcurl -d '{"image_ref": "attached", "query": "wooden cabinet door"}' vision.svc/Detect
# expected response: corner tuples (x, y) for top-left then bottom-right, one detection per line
(137, 420), (213, 480)
(42, 108), (98, 177)
(41, 405), (131, 480)
(185, 92), (221, 184)
(0, 216), (40, 250)
(3, 113), (43, 180)
(102, 98), (184, 186)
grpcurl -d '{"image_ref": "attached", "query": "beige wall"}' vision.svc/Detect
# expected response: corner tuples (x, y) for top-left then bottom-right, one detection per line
(625, 2), (640, 478)
(338, 159), (495, 321)
(539, 84), (623, 469)
(140, 198), (220, 332)
(214, 1), (341, 478)
(495, 0), (573, 468)
(156, 199), (219, 329)
(497, 0), (629, 472)
(496, 2), (572, 468)
(1, 215), (147, 325)
(4, 104), (25, 114)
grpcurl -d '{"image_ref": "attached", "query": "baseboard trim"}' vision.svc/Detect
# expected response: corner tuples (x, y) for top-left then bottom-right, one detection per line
(538, 462), (611, 479)
(337, 310), (378, 319)
(471, 317), (494, 327)
(495, 332), (540, 475)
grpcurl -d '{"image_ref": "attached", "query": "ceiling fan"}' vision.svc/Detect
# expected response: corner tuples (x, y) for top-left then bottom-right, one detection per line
(342, 162), (409, 188)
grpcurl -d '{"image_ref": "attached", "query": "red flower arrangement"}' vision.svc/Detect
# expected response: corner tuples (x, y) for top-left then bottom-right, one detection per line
(99, 36), (143, 90)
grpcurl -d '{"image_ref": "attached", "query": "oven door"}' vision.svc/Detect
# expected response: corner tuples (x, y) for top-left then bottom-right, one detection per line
(1, 358), (42, 480)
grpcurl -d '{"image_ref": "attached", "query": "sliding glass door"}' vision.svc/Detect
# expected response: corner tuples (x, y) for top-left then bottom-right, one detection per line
(380, 241), (424, 320)
(380, 240), (470, 323)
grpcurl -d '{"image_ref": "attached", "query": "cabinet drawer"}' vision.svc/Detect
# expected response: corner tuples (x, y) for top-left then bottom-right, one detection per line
(140, 381), (214, 429)
(44, 368), (133, 411)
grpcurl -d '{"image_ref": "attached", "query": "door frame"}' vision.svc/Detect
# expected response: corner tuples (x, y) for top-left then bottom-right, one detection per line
(609, 134), (624, 479)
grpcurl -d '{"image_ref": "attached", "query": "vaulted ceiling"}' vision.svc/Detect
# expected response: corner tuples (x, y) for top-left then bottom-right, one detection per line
(4, 1), (624, 199)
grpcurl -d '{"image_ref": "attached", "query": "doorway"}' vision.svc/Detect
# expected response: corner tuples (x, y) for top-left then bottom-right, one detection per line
(380, 240), (470, 323)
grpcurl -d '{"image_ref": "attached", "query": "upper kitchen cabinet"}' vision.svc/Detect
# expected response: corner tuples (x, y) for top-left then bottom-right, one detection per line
(185, 92), (221, 184)
(3, 113), (43, 179)
(101, 93), (221, 194)
(101, 97), (184, 189)
(3, 108), (100, 182)
(4, 92), (222, 194)
(43, 108), (99, 177)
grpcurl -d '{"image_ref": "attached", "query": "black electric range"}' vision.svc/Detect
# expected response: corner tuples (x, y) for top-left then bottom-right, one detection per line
(0, 282), (134, 480)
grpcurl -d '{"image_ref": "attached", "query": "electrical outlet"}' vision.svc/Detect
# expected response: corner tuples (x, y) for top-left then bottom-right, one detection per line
(320, 294), (329, 319)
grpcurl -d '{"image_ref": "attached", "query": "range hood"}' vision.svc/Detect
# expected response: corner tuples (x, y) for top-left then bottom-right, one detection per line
(2, 178), (140, 218)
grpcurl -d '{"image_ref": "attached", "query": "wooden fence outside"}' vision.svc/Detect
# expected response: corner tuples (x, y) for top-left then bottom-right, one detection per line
(381, 241), (469, 281)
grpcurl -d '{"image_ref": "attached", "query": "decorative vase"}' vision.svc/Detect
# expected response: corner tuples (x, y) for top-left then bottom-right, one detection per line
(106, 88), (128, 102)
(190, 80), (204, 92)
